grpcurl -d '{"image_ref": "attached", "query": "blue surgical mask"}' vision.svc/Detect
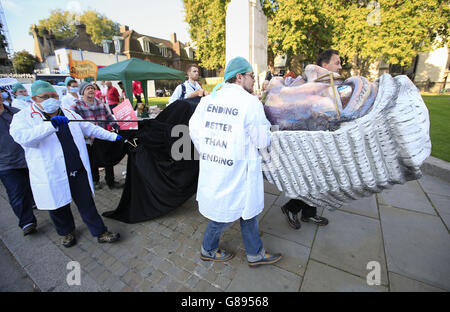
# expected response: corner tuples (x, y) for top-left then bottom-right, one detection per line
(41, 98), (61, 114)
(70, 87), (79, 93)
(17, 95), (32, 102)
(1, 92), (9, 99)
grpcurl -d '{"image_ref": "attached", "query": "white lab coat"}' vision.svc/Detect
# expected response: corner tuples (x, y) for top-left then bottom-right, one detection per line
(9, 104), (118, 210)
(11, 98), (33, 110)
(189, 83), (272, 223)
(61, 93), (79, 110)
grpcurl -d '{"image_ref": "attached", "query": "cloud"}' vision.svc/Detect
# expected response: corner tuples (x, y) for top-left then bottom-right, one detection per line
(3, 0), (25, 16)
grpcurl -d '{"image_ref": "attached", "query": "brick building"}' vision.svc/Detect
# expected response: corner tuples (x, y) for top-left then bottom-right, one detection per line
(31, 23), (203, 75)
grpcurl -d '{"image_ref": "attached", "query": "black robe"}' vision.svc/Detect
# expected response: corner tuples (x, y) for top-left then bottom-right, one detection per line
(101, 97), (201, 223)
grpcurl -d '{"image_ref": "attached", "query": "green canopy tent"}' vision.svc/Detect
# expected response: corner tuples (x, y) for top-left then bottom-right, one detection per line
(89, 57), (186, 105)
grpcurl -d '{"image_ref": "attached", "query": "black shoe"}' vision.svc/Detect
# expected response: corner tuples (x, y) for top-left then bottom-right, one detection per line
(94, 181), (103, 190)
(248, 252), (282, 267)
(301, 215), (329, 226)
(97, 231), (120, 243)
(107, 181), (123, 190)
(62, 232), (77, 248)
(23, 224), (37, 236)
(281, 205), (301, 229)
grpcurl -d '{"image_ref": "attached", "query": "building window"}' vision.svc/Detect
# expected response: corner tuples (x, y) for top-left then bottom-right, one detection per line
(138, 37), (152, 54)
(159, 47), (168, 57)
(112, 36), (123, 54)
(102, 40), (112, 54)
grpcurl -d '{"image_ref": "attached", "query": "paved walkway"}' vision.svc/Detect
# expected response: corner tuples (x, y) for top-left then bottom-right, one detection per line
(0, 158), (449, 292)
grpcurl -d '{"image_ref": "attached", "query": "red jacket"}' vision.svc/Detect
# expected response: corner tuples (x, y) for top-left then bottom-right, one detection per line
(107, 86), (120, 105)
(133, 81), (143, 95)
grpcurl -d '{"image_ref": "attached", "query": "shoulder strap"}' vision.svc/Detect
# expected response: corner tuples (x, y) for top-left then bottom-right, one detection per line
(180, 83), (186, 100)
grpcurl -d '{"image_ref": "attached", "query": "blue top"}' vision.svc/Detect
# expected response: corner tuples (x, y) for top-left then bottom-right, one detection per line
(49, 110), (84, 173)
(0, 106), (28, 171)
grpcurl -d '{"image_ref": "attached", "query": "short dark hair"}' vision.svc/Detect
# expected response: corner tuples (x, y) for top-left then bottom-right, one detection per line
(226, 76), (237, 84)
(186, 64), (199, 73)
(316, 49), (340, 67)
(68, 80), (78, 87)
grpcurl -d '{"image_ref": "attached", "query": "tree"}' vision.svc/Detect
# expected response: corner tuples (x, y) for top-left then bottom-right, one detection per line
(325, 0), (450, 74)
(263, 0), (334, 67)
(79, 10), (120, 45)
(182, 0), (231, 69)
(182, 0), (449, 73)
(12, 50), (38, 74)
(30, 9), (120, 45)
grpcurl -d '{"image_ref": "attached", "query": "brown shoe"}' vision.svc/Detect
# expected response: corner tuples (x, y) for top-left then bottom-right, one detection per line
(248, 252), (282, 267)
(62, 232), (76, 248)
(97, 231), (120, 243)
(200, 249), (234, 262)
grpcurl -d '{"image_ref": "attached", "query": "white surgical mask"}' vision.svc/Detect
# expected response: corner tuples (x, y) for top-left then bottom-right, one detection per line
(70, 87), (79, 93)
(17, 95), (32, 102)
(41, 98), (61, 114)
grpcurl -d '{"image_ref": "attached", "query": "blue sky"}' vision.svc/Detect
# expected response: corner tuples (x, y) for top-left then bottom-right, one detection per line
(2, 0), (192, 54)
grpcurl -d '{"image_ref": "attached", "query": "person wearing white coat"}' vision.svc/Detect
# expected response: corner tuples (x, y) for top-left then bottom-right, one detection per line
(11, 82), (33, 110)
(61, 77), (80, 110)
(189, 57), (282, 267)
(10, 80), (121, 248)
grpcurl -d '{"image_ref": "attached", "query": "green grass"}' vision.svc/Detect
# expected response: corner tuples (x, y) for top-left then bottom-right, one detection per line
(422, 95), (450, 162)
(132, 97), (169, 110)
(203, 84), (219, 92)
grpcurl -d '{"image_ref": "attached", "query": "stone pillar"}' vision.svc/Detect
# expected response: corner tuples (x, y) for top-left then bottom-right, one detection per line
(226, 0), (267, 93)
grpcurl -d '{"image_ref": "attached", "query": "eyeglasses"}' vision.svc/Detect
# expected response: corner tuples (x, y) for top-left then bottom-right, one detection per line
(245, 73), (255, 80)
(240, 73), (255, 80)
(36, 94), (59, 100)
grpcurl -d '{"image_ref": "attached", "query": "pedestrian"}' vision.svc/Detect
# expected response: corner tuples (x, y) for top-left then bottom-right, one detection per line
(106, 81), (120, 110)
(133, 81), (143, 104)
(61, 77), (80, 110)
(92, 83), (103, 102)
(9, 80), (121, 247)
(71, 82), (121, 190)
(189, 56), (282, 267)
(0, 87), (13, 106)
(168, 64), (208, 105)
(117, 81), (126, 103)
(11, 82), (33, 110)
(0, 92), (37, 235)
(99, 81), (108, 104)
(279, 50), (338, 229)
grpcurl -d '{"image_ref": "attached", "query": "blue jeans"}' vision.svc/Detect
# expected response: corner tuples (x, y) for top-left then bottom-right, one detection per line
(202, 216), (265, 262)
(0, 168), (36, 229)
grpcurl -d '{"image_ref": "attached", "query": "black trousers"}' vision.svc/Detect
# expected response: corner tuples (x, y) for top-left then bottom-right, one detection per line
(0, 168), (36, 229)
(86, 144), (115, 186)
(48, 168), (107, 237)
(134, 94), (142, 103)
(284, 199), (317, 218)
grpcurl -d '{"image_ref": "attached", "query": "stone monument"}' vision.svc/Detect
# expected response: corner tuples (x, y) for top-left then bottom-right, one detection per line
(226, 0), (267, 93)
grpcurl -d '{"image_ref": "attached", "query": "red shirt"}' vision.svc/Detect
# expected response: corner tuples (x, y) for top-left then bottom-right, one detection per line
(106, 86), (120, 105)
(133, 81), (143, 95)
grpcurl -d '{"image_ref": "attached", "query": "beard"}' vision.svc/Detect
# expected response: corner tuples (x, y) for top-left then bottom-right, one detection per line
(244, 85), (254, 94)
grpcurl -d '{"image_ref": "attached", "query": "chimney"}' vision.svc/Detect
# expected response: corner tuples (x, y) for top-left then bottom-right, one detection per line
(170, 33), (177, 44)
(120, 25), (129, 34)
